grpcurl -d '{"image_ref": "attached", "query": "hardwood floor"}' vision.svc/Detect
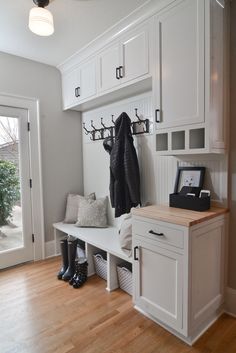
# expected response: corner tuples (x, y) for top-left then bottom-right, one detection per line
(0, 257), (235, 353)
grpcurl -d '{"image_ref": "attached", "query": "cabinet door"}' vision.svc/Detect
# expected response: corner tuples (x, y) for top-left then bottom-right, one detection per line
(80, 59), (97, 101)
(62, 67), (80, 109)
(120, 25), (149, 84)
(98, 42), (121, 92)
(154, 0), (205, 129)
(133, 237), (183, 332)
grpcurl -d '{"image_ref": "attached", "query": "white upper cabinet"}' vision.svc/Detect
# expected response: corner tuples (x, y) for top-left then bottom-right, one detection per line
(79, 59), (97, 101)
(120, 24), (149, 84)
(62, 58), (97, 109)
(154, 0), (205, 129)
(154, 0), (229, 155)
(60, 0), (229, 153)
(98, 42), (121, 92)
(62, 67), (80, 109)
(98, 23), (150, 94)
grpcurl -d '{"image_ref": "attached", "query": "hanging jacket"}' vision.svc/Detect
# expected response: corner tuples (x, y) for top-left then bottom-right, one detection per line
(110, 112), (141, 217)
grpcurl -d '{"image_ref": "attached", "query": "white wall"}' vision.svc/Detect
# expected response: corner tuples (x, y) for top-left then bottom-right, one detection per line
(0, 51), (83, 242)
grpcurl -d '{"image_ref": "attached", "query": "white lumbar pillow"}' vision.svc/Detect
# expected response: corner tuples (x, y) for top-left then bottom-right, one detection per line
(64, 193), (96, 224)
(75, 197), (108, 228)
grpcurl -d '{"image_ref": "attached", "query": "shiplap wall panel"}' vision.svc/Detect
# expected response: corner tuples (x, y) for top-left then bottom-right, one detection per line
(82, 92), (155, 226)
(155, 154), (228, 206)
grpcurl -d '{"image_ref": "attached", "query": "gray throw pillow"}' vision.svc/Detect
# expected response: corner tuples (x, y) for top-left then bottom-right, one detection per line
(118, 214), (132, 257)
(64, 193), (96, 223)
(75, 197), (108, 228)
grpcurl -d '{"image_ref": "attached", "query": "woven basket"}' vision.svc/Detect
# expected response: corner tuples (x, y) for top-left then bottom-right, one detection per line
(117, 262), (133, 295)
(93, 252), (107, 280)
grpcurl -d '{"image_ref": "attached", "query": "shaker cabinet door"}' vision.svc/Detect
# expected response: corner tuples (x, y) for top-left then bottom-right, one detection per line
(133, 237), (183, 332)
(79, 59), (97, 101)
(62, 67), (80, 109)
(154, 0), (205, 129)
(98, 42), (121, 93)
(121, 25), (149, 84)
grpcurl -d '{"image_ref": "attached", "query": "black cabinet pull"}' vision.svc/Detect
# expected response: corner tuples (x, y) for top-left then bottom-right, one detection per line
(134, 246), (139, 261)
(149, 230), (164, 237)
(119, 66), (124, 78)
(116, 67), (120, 80)
(75, 87), (80, 97)
(155, 109), (161, 123)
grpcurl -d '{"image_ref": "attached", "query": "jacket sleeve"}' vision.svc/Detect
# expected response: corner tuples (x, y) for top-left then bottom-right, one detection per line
(124, 140), (141, 205)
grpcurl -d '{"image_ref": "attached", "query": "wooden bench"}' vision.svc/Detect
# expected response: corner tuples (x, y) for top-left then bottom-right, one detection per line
(53, 222), (132, 292)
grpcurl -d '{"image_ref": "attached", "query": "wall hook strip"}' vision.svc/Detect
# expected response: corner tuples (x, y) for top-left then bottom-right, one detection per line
(83, 112), (150, 141)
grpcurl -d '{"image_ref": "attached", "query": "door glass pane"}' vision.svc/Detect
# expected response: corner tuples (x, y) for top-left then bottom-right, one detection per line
(0, 116), (23, 251)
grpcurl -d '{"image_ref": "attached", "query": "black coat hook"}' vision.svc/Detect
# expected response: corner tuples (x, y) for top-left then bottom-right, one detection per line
(101, 117), (107, 128)
(83, 122), (90, 135)
(91, 120), (96, 130)
(135, 108), (142, 124)
(111, 115), (115, 125)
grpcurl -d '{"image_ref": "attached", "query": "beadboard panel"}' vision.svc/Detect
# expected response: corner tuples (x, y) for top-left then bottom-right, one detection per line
(82, 92), (155, 226)
(155, 154), (228, 206)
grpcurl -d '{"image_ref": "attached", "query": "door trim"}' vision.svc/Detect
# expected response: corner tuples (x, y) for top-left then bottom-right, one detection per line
(0, 93), (45, 261)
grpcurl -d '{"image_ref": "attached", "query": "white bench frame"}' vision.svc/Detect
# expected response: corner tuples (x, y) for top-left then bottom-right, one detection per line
(53, 222), (132, 292)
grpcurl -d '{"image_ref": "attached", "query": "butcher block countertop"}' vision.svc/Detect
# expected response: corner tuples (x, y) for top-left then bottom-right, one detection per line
(132, 205), (229, 227)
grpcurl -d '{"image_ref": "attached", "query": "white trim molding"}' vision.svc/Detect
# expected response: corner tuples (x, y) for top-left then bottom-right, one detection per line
(45, 240), (57, 259)
(225, 287), (236, 317)
(0, 93), (45, 261)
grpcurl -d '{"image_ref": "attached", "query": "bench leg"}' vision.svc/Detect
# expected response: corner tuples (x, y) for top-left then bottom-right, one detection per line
(106, 253), (121, 292)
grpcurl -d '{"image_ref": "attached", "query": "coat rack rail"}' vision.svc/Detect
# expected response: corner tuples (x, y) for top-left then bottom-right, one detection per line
(83, 109), (150, 141)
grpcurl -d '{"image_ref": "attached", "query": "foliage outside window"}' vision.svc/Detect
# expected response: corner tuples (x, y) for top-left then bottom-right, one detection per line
(0, 160), (20, 226)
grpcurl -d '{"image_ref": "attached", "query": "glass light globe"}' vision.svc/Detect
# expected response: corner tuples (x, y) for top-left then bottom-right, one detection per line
(29, 7), (54, 36)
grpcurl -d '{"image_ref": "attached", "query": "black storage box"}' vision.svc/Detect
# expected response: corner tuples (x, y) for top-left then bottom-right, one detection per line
(169, 193), (210, 212)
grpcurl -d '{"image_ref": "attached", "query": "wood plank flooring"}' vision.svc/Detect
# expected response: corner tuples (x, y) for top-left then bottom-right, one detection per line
(0, 257), (235, 353)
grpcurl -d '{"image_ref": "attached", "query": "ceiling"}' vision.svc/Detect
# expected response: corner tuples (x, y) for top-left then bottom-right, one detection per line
(0, 0), (146, 67)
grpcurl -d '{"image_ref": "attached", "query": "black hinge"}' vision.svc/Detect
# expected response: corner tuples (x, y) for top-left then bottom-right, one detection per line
(27, 122), (30, 131)
(29, 179), (32, 188)
(32, 234), (35, 243)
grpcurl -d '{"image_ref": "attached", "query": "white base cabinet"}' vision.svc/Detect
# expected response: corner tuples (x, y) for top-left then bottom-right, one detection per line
(132, 207), (227, 345)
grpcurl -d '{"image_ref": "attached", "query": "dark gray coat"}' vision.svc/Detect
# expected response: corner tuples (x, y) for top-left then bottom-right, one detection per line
(109, 112), (141, 217)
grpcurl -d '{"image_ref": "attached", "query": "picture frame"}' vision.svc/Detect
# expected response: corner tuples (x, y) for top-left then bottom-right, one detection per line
(174, 166), (205, 194)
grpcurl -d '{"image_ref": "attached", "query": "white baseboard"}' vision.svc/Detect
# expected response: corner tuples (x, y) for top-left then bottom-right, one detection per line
(45, 240), (57, 258)
(226, 287), (236, 317)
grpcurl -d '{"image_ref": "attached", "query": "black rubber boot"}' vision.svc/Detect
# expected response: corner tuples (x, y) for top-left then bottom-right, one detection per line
(72, 258), (88, 288)
(57, 238), (68, 280)
(62, 238), (78, 281)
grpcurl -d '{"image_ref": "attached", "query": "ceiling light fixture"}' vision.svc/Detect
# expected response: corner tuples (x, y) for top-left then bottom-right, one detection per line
(29, 0), (54, 37)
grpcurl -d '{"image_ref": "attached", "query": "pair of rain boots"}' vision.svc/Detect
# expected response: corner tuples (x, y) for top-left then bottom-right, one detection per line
(69, 258), (88, 288)
(57, 237), (78, 281)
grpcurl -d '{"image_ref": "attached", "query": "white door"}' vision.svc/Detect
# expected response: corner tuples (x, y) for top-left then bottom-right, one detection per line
(154, 0), (205, 128)
(0, 106), (33, 269)
(80, 59), (97, 101)
(98, 42), (121, 92)
(120, 25), (149, 84)
(133, 237), (183, 332)
(62, 66), (80, 109)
